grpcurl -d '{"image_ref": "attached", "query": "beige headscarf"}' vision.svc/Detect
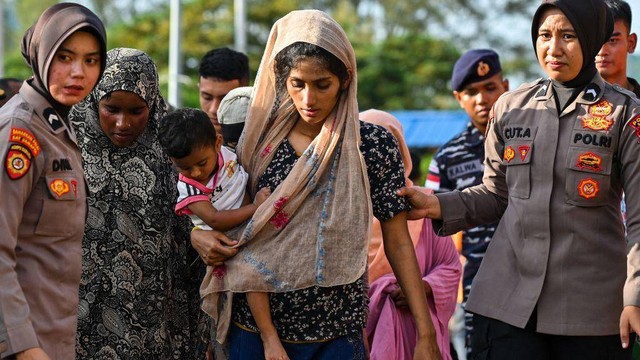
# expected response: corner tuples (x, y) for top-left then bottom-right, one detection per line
(201, 9), (372, 342)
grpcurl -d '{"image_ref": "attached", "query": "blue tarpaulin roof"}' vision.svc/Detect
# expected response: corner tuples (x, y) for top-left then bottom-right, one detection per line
(388, 110), (469, 149)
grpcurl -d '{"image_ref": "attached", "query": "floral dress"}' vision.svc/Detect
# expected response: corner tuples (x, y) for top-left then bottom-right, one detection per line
(232, 122), (409, 341)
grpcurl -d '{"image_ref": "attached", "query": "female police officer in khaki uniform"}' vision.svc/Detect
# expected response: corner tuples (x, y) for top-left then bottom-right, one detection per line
(400, 0), (640, 358)
(0, 4), (106, 359)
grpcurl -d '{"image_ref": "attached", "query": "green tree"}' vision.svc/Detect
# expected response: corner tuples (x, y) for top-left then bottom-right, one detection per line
(3, 0), (537, 110)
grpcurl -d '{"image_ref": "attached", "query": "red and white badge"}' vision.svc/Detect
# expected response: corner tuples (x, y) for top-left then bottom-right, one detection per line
(577, 178), (600, 199)
(518, 145), (530, 161)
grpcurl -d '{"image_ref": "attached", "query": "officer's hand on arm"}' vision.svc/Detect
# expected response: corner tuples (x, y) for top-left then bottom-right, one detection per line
(396, 186), (442, 220)
(619, 305), (640, 349)
(16, 348), (51, 360)
(190, 229), (238, 266)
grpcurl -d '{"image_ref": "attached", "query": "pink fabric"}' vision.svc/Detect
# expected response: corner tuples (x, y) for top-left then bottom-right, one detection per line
(367, 219), (461, 360)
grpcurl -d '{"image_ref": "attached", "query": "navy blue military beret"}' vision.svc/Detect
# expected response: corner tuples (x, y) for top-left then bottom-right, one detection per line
(451, 49), (502, 92)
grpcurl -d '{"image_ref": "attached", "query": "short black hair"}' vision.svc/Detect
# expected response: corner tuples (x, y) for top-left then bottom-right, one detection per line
(605, 0), (632, 30)
(198, 47), (250, 85)
(158, 108), (217, 159)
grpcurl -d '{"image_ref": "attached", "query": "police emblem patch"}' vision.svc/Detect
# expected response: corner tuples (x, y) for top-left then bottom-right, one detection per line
(504, 146), (515, 162)
(577, 178), (600, 199)
(477, 61), (490, 76)
(518, 145), (530, 161)
(589, 99), (613, 118)
(49, 179), (70, 197)
(576, 152), (602, 172)
(582, 116), (613, 131)
(4, 144), (33, 180)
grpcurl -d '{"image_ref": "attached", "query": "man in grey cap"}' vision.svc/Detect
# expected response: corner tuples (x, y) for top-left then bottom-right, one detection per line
(425, 48), (508, 357)
(217, 86), (252, 151)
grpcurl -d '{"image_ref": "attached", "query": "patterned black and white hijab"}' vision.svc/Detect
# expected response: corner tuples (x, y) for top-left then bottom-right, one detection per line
(69, 48), (198, 358)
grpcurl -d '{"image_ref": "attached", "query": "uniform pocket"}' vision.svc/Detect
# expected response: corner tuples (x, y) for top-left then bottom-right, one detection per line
(503, 140), (533, 199)
(34, 199), (74, 236)
(565, 147), (612, 207)
(35, 175), (82, 236)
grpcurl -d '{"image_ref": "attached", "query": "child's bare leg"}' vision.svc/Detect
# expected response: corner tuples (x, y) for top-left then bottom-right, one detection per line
(246, 292), (289, 360)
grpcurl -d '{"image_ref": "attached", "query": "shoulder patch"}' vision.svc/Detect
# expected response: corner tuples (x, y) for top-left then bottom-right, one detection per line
(4, 143), (33, 180)
(628, 115), (640, 139)
(9, 127), (41, 156)
(611, 84), (640, 105)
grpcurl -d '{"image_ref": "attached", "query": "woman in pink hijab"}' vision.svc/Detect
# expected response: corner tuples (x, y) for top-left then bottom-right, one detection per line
(361, 109), (461, 360)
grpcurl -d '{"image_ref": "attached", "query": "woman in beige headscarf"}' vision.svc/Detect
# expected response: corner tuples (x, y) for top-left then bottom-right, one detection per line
(194, 9), (441, 360)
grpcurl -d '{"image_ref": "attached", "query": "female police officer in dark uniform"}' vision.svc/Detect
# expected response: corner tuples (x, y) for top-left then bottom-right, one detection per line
(399, 0), (640, 358)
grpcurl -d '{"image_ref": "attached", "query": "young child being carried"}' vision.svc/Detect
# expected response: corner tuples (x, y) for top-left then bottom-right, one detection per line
(158, 108), (289, 360)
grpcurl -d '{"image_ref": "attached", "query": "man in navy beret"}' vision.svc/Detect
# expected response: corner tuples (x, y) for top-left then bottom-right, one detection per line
(426, 48), (509, 358)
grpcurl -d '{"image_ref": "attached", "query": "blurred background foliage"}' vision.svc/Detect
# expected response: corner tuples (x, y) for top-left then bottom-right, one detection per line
(5, 0), (539, 110)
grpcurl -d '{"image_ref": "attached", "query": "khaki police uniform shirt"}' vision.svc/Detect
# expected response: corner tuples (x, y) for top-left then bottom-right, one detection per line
(435, 74), (640, 336)
(0, 83), (86, 358)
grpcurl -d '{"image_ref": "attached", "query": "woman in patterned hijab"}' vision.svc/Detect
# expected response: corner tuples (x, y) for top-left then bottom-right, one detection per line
(70, 48), (206, 359)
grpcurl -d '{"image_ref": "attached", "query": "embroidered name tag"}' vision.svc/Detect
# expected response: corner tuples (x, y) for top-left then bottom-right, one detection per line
(52, 158), (73, 171)
(446, 159), (483, 179)
(573, 133), (611, 148)
(504, 127), (533, 140)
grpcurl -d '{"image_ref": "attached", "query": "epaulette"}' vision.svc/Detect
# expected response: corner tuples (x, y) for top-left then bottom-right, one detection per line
(511, 77), (546, 94)
(612, 84), (640, 105)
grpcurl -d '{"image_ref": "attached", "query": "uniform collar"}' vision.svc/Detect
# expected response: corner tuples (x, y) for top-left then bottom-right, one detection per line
(19, 81), (76, 142)
(628, 77), (640, 99)
(534, 74), (606, 105)
(534, 74), (606, 117)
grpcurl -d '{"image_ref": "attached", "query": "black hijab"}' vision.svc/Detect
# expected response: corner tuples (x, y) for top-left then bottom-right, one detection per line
(20, 3), (107, 117)
(531, 0), (613, 88)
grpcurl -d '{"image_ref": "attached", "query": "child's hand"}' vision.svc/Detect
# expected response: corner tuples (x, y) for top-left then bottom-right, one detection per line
(254, 187), (271, 206)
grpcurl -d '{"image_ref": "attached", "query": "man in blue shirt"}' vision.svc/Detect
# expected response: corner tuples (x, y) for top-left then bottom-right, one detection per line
(426, 49), (508, 357)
